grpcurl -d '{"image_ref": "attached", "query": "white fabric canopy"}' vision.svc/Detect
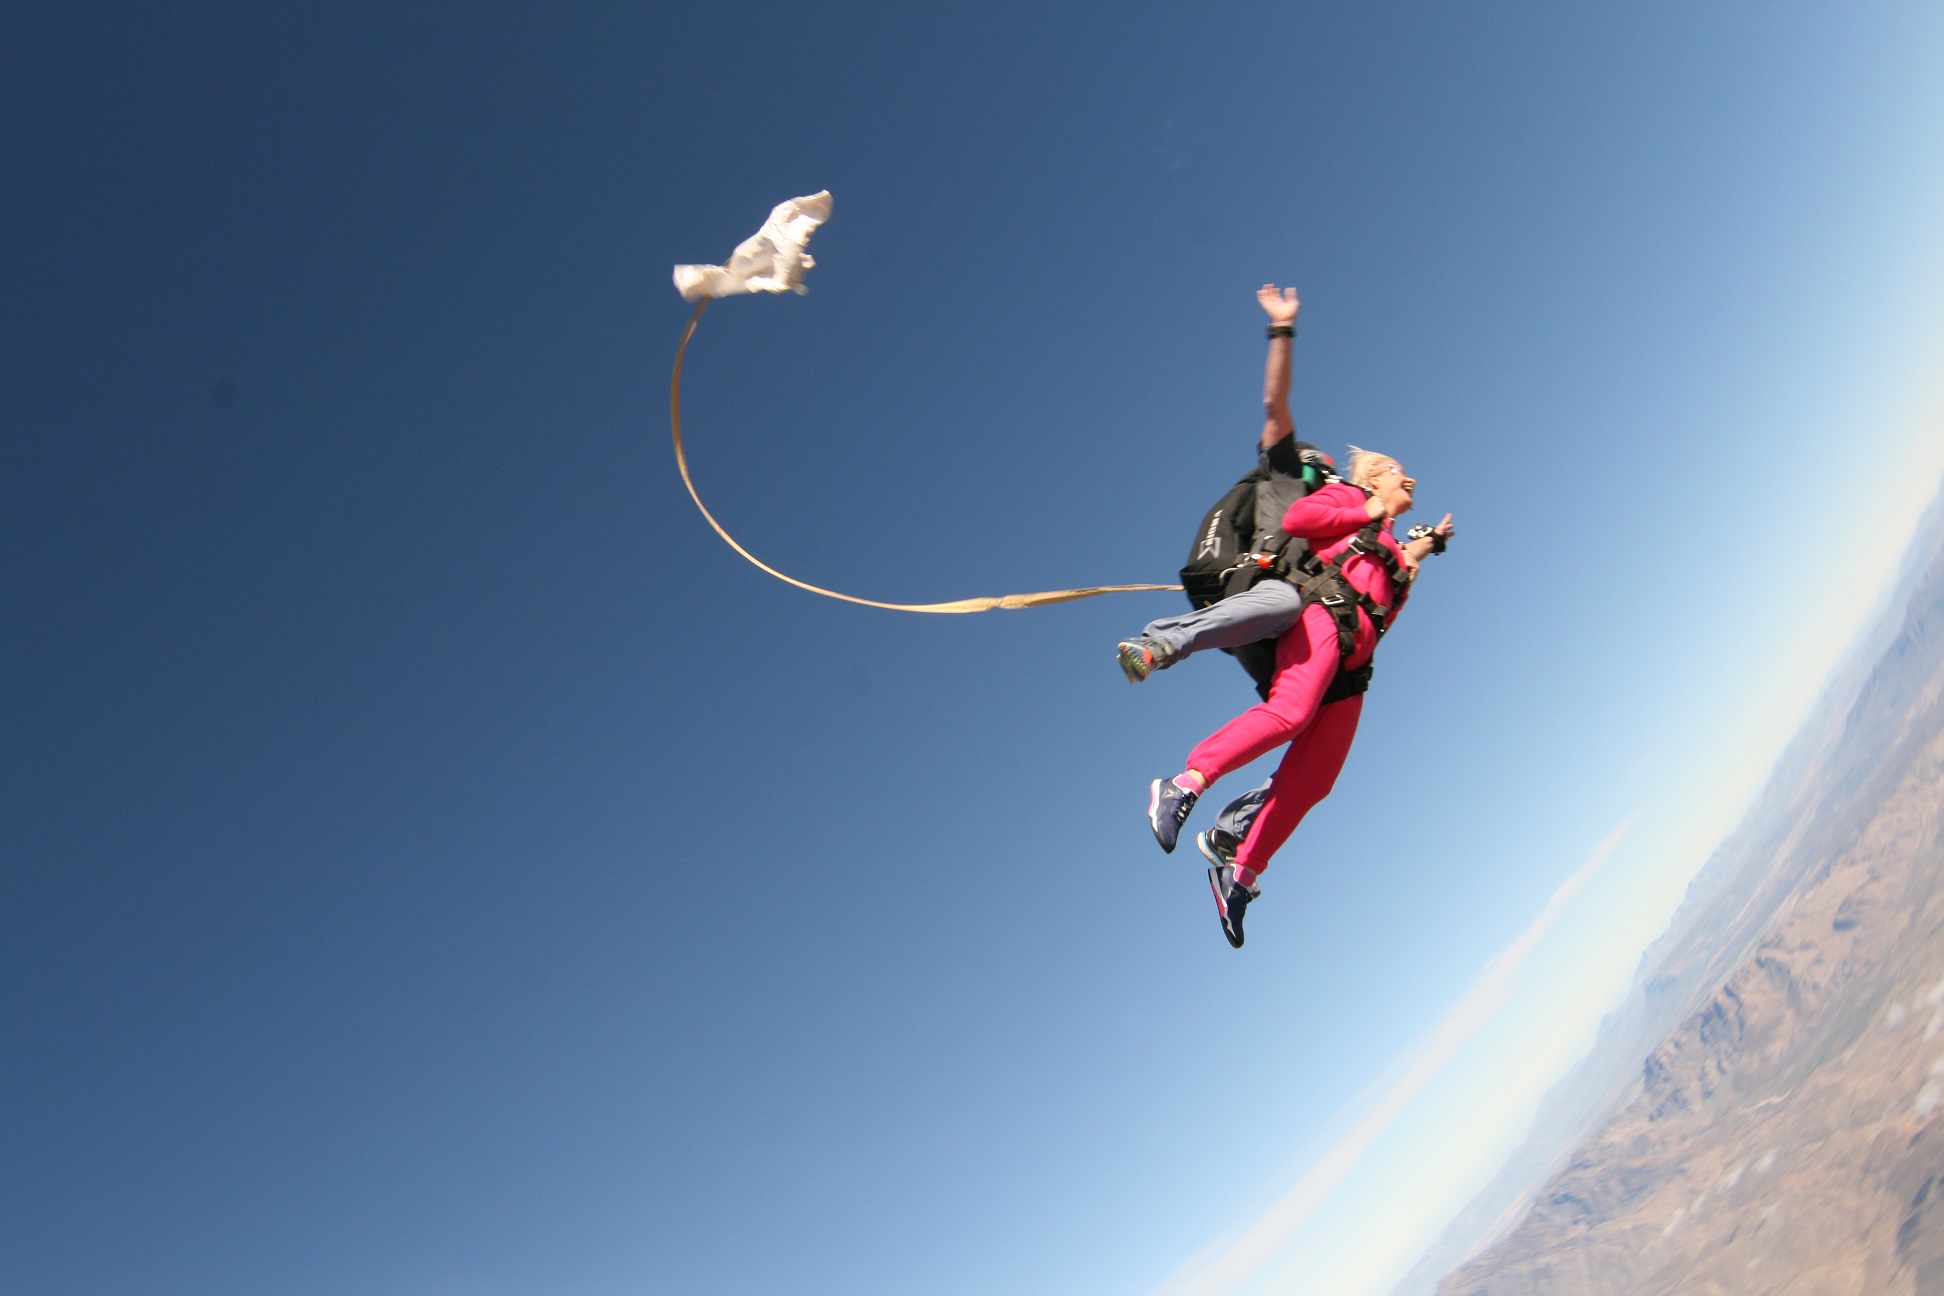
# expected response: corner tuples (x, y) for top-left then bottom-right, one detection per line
(666, 189), (1182, 612)
(672, 191), (832, 302)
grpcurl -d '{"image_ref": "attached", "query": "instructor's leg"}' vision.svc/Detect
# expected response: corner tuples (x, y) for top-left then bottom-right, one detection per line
(1194, 778), (1272, 869)
(1214, 781), (1273, 842)
(1138, 581), (1304, 666)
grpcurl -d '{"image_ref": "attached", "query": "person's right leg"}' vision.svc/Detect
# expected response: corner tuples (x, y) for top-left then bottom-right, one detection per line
(1207, 697), (1363, 948)
(1231, 695), (1364, 883)
(1119, 581), (1304, 681)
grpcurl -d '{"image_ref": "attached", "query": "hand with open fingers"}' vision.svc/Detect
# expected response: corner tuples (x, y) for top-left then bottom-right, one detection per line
(1257, 284), (1299, 325)
(1403, 514), (1455, 564)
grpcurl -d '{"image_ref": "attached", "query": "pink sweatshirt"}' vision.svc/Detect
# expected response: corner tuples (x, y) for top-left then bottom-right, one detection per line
(1282, 483), (1412, 620)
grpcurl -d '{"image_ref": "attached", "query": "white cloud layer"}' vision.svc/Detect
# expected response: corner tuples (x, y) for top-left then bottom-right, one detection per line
(1148, 819), (1633, 1296)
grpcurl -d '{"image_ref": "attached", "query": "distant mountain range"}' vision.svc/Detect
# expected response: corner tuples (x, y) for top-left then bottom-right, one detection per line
(1392, 491), (1944, 1296)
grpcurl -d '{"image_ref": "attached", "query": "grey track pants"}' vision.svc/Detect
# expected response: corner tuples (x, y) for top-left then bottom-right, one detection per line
(1212, 780), (1269, 845)
(1139, 580), (1305, 665)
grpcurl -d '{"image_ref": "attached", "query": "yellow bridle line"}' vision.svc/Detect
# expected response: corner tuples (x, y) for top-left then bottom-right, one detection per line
(670, 298), (1182, 613)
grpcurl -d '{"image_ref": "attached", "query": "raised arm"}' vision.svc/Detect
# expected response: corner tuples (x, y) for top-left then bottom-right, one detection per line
(1258, 284), (1299, 449)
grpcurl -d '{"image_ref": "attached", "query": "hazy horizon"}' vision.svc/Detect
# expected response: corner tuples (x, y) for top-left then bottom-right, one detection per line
(6, 6), (1944, 1295)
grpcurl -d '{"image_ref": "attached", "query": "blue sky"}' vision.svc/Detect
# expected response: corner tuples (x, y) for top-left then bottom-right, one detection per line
(5, 5), (1944, 1295)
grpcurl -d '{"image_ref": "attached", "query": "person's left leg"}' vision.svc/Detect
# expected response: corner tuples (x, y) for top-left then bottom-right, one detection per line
(1182, 603), (1345, 784)
(1146, 604), (1342, 854)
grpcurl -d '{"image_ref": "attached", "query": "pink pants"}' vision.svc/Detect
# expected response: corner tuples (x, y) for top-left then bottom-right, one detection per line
(1184, 601), (1373, 876)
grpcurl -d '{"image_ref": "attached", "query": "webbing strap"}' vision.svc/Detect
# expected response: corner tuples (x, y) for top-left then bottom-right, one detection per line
(1296, 520), (1404, 660)
(670, 300), (1183, 613)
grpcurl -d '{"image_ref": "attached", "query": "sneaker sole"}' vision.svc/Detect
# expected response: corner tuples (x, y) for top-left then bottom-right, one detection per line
(1196, 831), (1232, 870)
(1148, 779), (1175, 853)
(1206, 866), (1229, 920)
(1117, 642), (1154, 684)
(1207, 867), (1243, 948)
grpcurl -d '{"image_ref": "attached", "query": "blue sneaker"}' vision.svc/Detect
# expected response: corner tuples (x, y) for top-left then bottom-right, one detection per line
(1208, 864), (1259, 949)
(1148, 777), (1199, 853)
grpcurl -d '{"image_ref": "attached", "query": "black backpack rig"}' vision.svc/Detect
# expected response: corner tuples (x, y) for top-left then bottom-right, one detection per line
(1179, 439), (1408, 702)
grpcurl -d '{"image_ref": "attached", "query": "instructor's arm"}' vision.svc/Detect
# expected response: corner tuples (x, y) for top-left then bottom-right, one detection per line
(1258, 284), (1299, 450)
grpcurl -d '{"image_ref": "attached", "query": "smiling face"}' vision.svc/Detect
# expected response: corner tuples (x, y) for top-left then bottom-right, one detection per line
(1368, 458), (1416, 515)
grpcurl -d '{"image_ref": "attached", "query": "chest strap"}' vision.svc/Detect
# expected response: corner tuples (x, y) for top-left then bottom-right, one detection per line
(1225, 513), (1410, 697)
(1294, 520), (1409, 655)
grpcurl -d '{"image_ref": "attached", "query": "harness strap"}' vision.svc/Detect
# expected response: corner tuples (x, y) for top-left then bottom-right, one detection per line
(1322, 662), (1374, 704)
(1294, 515), (1409, 696)
(1210, 504), (1410, 699)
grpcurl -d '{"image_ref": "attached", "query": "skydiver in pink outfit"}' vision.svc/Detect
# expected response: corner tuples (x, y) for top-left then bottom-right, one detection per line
(1143, 287), (1456, 948)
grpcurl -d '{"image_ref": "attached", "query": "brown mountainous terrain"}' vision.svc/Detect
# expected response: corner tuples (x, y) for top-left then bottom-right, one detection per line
(1432, 516), (1944, 1294)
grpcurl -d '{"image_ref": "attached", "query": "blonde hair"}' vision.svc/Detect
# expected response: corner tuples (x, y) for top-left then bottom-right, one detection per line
(1345, 446), (1400, 487)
